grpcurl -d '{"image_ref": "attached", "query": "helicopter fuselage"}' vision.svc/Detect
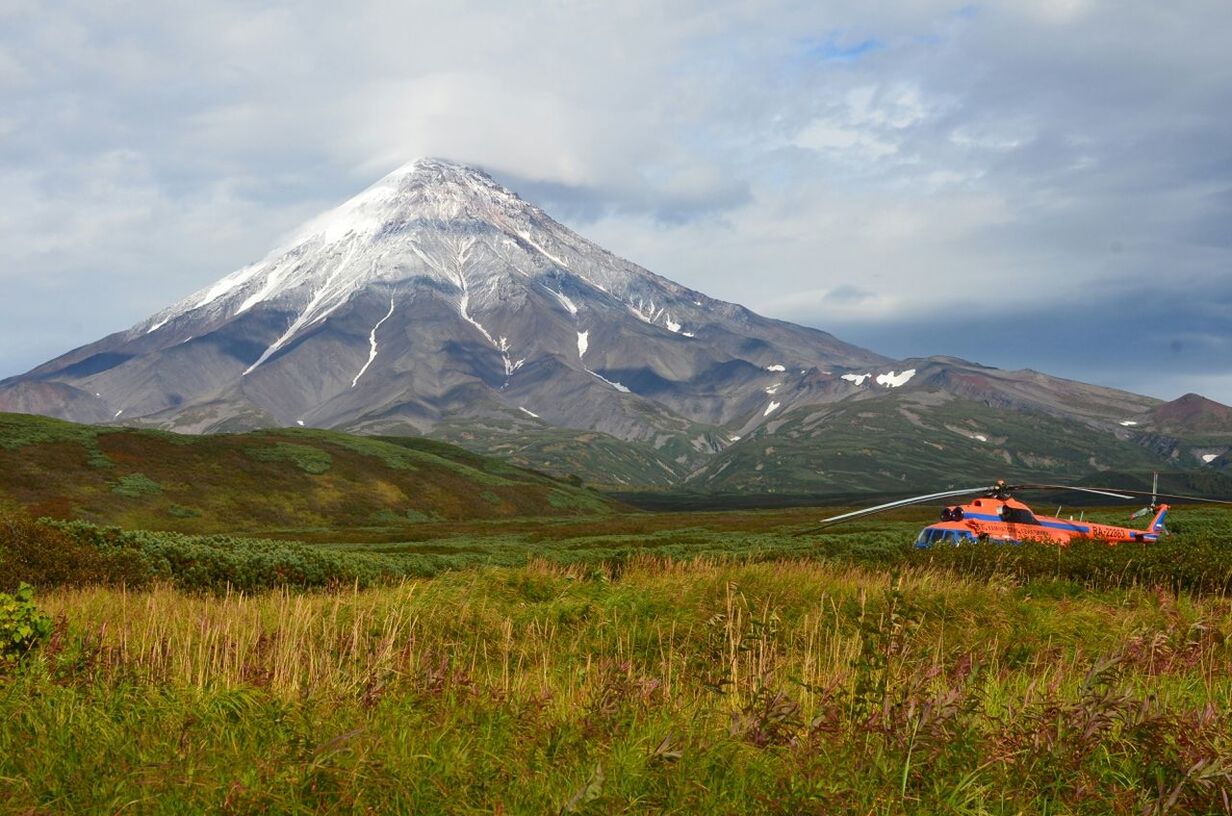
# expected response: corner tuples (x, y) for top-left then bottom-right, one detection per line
(915, 496), (1167, 547)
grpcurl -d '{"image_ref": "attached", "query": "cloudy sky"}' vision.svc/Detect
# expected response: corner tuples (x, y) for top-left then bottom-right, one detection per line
(2, 0), (1230, 401)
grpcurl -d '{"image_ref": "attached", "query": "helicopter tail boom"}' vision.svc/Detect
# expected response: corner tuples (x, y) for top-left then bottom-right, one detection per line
(1148, 504), (1169, 534)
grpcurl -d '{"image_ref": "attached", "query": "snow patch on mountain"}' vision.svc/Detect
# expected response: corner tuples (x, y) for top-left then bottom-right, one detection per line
(498, 336), (525, 379)
(764, 401), (781, 416)
(197, 263), (266, 312)
(876, 369), (916, 388)
(629, 298), (660, 324)
(626, 297), (687, 335)
(517, 230), (570, 270)
(842, 369), (916, 388)
(573, 327), (627, 392)
(766, 364), (786, 372)
(590, 370), (630, 393)
(549, 289), (578, 316)
(352, 298), (396, 388)
(244, 240), (362, 375)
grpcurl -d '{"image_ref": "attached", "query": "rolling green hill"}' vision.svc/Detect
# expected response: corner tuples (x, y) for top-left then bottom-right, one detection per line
(0, 413), (613, 532)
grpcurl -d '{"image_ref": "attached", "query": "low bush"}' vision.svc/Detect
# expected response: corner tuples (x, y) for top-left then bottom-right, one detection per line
(912, 536), (1232, 594)
(111, 472), (163, 497)
(0, 582), (51, 669)
(42, 519), (393, 593)
(246, 442), (332, 474)
(0, 514), (149, 590)
(1, 513), (397, 594)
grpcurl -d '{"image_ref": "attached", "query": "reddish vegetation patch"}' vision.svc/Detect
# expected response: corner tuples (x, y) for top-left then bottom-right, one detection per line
(26, 497), (74, 519)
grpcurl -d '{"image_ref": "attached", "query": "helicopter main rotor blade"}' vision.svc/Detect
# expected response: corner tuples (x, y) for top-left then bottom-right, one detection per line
(1072, 487), (1232, 505)
(813, 486), (1000, 528)
(1011, 484), (1135, 500)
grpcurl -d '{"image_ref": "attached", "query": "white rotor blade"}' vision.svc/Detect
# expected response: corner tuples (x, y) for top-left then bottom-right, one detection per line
(816, 486), (998, 527)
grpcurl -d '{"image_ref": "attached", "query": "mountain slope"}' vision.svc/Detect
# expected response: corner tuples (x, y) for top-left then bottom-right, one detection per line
(0, 412), (613, 531)
(690, 387), (1169, 493)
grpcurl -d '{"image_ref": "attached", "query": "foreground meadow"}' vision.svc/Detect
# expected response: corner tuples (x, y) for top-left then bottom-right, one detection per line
(4, 548), (1232, 814)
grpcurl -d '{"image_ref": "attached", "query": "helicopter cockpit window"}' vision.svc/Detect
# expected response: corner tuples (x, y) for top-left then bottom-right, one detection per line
(915, 528), (978, 547)
(1000, 506), (1039, 525)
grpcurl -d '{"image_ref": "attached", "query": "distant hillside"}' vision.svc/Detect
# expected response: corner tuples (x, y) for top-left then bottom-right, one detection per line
(685, 390), (1194, 494)
(427, 415), (695, 487)
(1151, 393), (1232, 433)
(0, 413), (613, 532)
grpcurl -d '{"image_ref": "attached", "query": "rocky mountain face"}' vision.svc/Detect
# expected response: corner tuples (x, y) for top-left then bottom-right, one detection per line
(2, 158), (1228, 490)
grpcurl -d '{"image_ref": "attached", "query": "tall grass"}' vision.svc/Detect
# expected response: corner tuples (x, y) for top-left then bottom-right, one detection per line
(5, 557), (1232, 813)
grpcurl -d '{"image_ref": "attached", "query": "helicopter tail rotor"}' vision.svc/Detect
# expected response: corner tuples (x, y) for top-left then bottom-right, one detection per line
(1129, 473), (1160, 521)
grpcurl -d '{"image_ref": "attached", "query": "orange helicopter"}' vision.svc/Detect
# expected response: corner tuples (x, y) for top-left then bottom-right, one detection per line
(816, 477), (1232, 548)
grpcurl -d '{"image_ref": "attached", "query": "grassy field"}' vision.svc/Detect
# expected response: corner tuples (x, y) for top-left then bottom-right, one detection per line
(3, 504), (1232, 813)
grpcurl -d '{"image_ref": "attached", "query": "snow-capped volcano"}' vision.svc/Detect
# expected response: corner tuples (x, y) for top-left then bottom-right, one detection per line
(0, 158), (885, 444)
(4, 157), (1220, 490)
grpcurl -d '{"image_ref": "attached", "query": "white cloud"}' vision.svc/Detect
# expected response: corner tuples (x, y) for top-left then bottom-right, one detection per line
(0, 0), (1230, 402)
(793, 121), (898, 158)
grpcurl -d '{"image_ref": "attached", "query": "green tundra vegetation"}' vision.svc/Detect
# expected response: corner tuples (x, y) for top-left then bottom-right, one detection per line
(3, 502), (1232, 814)
(0, 412), (614, 531)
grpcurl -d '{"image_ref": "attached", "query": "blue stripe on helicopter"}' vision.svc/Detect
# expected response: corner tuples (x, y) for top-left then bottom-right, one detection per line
(957, 511), (1093, 533)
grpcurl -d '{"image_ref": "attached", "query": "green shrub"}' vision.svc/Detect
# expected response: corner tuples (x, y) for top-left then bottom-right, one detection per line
(0, 583), (52, 669)
(547, 488), (609, 513)
(46, 520), (392, 594)
(111, 473), (163, 497)
(246, 443), (332, 474)
(0, 515), (150, 590)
